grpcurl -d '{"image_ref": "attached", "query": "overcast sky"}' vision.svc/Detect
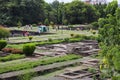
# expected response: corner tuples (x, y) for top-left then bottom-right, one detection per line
(45, 0), (119, 3)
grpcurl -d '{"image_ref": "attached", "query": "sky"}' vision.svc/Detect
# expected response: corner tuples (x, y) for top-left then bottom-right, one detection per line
(45, 0), (119, 4)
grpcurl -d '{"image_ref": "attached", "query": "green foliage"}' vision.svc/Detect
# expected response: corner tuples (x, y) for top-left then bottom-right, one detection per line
(0, 54), (81, 74)
(63, 38), (70, 43)
(0, 54), (25, 62)
(32, 24), (37, 27)
(70, 34), (74, 37)
(68, 25), (73, 28)
(0, 0), (45, 26)
(17, 21), (22, 28)
(18, 71), (36, 80)
(98, 7), (120, 78)
(65, 0), (100, 24)
(73, 34), (81, 38)
(0, 0), (101, 26)
(112, 76), (120, 80)
(63, 19), (68, 25)
(105, 1), (118, 16)
(44, 18), (49, 26)
(98, 18), (108, 28)
(23, 44), (36, 56)
(48, 38), (53, 42)
(0, 27), (10, 39)
(88, 68), (96, 73)
(94, 4), (107, 18)
(0, 40), (7, 50)
(91, 22), (99, 29)
(28, 36), (33, 41)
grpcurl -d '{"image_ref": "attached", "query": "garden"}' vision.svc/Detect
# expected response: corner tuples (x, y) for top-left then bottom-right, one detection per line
(0, 0), (120, 80)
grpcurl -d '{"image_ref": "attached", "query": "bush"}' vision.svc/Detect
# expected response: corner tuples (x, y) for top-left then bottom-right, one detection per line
(28, 36), (33, 41)
(63, 38), (70, 43)
(0, 26), (10, 39)
(23, 44), (36, 56)
(70, 34), (74, 37)
(48, 38), (53, 42)
(91, 22), (99, 29)
(92, 31), (96, 34)
(73, 34), (81, 38)
(0, 40), (7, 50)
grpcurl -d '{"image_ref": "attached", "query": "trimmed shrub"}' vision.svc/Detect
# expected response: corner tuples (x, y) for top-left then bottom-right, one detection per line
(63, 38), (70, 43)
(73, 34), (81, 38)
(28, 36), (33, 41)
(0, 40), (7, 50)
(92, 31), (96, 34)
(23, 44), (36, 56)
(48, 38), (53, 42)
(70, 34), (74, 37)
(0, 26), (10, 39)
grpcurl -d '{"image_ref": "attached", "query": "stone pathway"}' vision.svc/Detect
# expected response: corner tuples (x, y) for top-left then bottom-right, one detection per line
(32, 57), (99, 80)
(35, 41), (99, 57)
(0, 57), (95, 80)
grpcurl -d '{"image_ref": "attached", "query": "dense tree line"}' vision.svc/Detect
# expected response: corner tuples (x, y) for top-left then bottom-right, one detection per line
(0, 0), (107, 26)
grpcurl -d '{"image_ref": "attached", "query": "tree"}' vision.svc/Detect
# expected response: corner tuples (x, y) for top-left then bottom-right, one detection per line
(0, 0), (45, 26)
(94, 3), (107, 18)
(44, 19), (49, 26)
(105, 1), (118, 16)
(98, 7), (120, 78)
(64, 0), (100, 24)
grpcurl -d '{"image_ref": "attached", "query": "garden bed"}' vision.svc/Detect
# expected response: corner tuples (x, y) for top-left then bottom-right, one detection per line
(0, 54), (81, 74)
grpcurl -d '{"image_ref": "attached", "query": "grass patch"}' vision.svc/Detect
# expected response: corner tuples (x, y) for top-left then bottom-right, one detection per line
(0, 54), (25, 62)
(0, 54), (81, 74)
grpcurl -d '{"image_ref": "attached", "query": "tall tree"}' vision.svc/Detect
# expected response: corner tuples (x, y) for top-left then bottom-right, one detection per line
(105, 0), (118, 16)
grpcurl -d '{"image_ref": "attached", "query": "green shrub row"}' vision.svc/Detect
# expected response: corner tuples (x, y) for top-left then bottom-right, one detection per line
(0, 54), (81, 74)
(7, 35), (97, 49)
(0, 54), (25, 62)
(36, 35), (97, 46)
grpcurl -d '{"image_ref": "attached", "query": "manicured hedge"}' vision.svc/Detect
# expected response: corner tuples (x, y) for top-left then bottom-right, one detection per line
(0, 54), (25, 62)
(23, 44), (36, 56)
